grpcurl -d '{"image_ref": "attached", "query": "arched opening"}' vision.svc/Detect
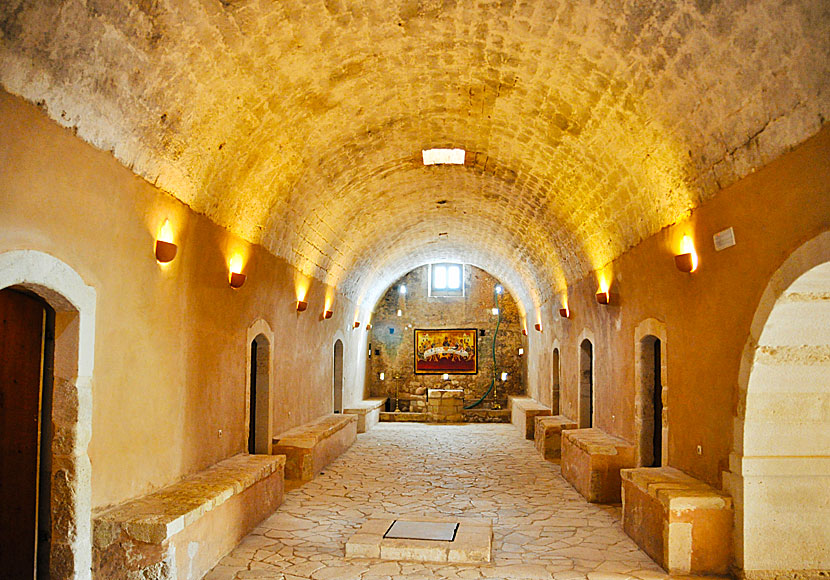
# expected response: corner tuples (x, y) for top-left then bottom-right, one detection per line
(638, 336), (663, 467)
(1, 288), (54, 578)
(248, 334), (271, 455)
(0, 249), (96, 580)
(738, 259), (830, 573)
(579, 339), (593, 428)
(551, 347), (561, 415)
(333, 339), (344, 414)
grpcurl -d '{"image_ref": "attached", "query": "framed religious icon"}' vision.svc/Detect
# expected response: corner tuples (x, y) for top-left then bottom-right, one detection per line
(414, 328), (477, 374)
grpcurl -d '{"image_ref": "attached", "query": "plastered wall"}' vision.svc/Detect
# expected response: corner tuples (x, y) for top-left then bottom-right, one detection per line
(0, 90), (367, 508)
(528, 124), (830, 487)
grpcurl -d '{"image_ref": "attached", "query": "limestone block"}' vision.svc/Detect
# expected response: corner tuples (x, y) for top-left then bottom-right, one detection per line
(534, 415), (578, 460)
(561, 428), (636, 503)
(272, 413), (357, 481)
(621, 467), (733, 575)
(343, 398), (386, 433)
(510, 396), (552, 439)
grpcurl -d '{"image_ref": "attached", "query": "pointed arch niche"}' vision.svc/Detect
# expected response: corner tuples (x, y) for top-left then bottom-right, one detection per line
(246, 320), (274, 455)
(577, 329), (595, 429)
(0, 250), (96, 580)
(633, 318), (668, 467)
(725, 231), (830, 576)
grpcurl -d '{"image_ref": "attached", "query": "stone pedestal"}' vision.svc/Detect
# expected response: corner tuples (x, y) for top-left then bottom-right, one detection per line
(427, 389), (464, 422)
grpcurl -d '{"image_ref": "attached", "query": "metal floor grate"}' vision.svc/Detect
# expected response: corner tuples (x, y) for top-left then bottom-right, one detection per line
(383, 520), (459, 542)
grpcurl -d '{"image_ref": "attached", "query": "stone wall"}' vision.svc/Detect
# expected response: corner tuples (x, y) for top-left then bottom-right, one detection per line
(368, 266), (524, 412)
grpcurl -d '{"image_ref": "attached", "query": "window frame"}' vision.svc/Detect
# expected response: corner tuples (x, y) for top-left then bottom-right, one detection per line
(428, 263), (465, 297)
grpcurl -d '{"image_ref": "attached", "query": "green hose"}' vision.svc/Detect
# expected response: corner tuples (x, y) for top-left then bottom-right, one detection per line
(464, 306), (501, 410)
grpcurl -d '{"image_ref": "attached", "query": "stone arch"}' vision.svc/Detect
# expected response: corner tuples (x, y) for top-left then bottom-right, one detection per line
(577, 329), (595, 428)
(0, 250), (96, 580)
(633, 318), (668, 467)
(246, 319), (274, 455)
(725, 231), (830, 576)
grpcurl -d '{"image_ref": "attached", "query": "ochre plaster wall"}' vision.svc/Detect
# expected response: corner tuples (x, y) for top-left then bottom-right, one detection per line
(529, 124), (830, 486)
(367, 265), (524, 408)
(0, 90), (366, 508)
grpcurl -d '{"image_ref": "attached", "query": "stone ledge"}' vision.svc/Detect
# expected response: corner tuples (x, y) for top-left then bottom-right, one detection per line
(534, 415), (578, 460)
(343, 398), (387, 433)
(272, 413), (357, 449)
(93, 453), (285, 545)
(509, 396), (552, 439)
(561, 428), (636, 503)
(621, 466), (733, 575)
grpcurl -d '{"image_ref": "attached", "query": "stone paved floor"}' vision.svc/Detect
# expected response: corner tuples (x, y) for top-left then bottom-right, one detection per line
(206, 423), (672, 580)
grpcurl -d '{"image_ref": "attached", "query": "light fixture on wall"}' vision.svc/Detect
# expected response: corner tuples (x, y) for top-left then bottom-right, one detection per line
(379, 372), (385, 381)
(155, 219), (177, 263)
(491, 307), (499, 316)
(675, 235), (699, 272)
(501, 372), (508, 381)
(296, 300), (308, 312)
(534, 323), (542, 332)
(522, 328), (528, 336)
(396, 309), (402, 317)
(366, 324), (372, 330)
(399, 284), (407, 295)
(596, 289), (610, 304)
(495, 284), (503, 295)
(442, 373), (450, 380)
(518, 347), (524, 357)
(559, 307), (570, 318)
(353, 321), (361, 329)
(228, 254), (246, 288)
(323, 310), (333, 319)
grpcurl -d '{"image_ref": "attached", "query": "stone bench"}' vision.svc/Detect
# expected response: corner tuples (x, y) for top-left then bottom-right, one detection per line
(561, 428), (636, 503)
(93, 454), (285, 580)
(508, 396), (552, 439)
(621, 467), (733, 575)
(534, 415), (578, 460)
(272, 413), (358, 481)
(343, 397), (387, 433)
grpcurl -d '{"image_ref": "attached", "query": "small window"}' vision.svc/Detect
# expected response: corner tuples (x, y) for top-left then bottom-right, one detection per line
(430, 263), (464, 296)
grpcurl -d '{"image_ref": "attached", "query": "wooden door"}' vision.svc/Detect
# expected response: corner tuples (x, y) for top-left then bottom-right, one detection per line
(0, 288), (46, 579)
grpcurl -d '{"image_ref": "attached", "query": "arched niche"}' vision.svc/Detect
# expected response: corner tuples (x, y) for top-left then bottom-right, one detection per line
(633, 318), (668, 467)
(246, 320), (274, 455)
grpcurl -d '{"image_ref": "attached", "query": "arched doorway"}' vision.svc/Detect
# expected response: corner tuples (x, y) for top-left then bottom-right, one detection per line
(333, 339), (344, 413)
(248, 334), (271, 454)
(634, 319), (668, 467)
(579, 338), (593, 428)
(0, 250), (96, 580)
(551, 346), (561, 415)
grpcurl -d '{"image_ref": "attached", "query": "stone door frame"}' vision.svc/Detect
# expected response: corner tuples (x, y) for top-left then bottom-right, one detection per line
(0, 250), (96, 580)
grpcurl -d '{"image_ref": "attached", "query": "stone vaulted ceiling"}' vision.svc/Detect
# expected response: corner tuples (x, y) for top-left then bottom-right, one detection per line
(1, 0), (828, 316)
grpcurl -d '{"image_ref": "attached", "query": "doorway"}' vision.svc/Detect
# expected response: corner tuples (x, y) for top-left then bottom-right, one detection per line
(638, 335), (663, 467)
(579, 339), (593, 428)
(248, 334), (271, 454)
(551, 347), (560, 415)
(333, 339), (344, 413)
(0, 288), (54, 578)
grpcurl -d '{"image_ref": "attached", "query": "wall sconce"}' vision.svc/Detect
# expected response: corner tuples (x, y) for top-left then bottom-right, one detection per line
(596, 290), (610, 304)
(675, 235), (699, 272)
(442, 373), (449, 380)
(399, 284), (407, 295)
(396, 309), (402, 317)
(296, 300), (308, 312)
(491, 307), (500, 316)
(500, 372), (508, 381)
(366, 324), (373, 330)
(534, 323), (542, 332)
(518, 347), (524, 356)
(353, 321), (361, 329)
(228, 254), (246, 288)
(155, 219), (177, 263)
(522, 328), (528, 336)
(559, 306), (570, 318)
(323, 310), (333, 319)
(379, 372), (385, 381)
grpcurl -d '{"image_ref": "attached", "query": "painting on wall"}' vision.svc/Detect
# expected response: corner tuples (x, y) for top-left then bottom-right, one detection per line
(414, 329), (477, 374)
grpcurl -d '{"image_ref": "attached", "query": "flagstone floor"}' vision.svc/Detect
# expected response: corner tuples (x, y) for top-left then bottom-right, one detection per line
(206, 423), (672, 580)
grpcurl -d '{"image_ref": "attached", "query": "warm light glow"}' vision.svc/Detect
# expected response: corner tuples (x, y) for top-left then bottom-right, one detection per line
(680, 234), (699, 271)
(229, 253), (244, 275)
(354, 321), (361, 329)
(379, 372), (385, 381)
(535, 323), (542, 332)
(158, 219), (174, 243)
